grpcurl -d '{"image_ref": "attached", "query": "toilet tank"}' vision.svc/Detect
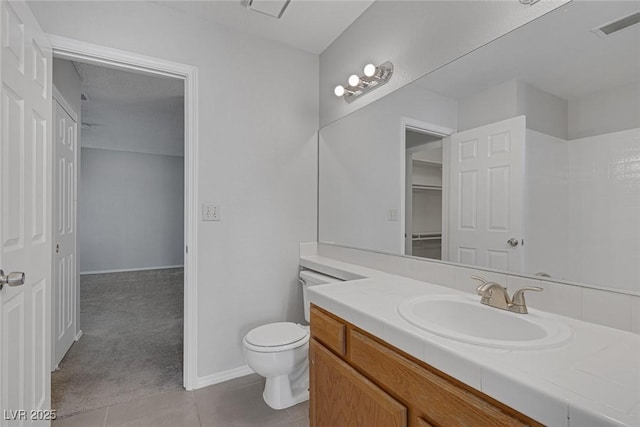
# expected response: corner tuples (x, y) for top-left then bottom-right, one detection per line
(299, 270), (342, 322)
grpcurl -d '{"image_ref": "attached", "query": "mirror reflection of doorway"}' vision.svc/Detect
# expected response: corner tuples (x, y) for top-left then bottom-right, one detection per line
(405, 129), (444, 260)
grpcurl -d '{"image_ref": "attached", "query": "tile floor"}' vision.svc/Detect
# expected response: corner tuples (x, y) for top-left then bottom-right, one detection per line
(52, 374), (309, 427)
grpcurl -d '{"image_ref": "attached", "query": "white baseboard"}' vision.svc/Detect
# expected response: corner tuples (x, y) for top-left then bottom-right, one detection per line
(80, 265), (184, 275)
(194, 365), (255, 390)
(75, 330), (83, 341)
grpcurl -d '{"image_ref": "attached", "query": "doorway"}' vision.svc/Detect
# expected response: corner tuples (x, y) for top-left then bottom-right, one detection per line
(47, 36), (200, 416)
(51, 58), (187, 416)
(401, 119), (454, 260)
(405, 129), (444, 259)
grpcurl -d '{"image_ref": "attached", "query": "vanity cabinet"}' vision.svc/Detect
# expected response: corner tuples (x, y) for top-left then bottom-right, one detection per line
(309, 305), (543, 427)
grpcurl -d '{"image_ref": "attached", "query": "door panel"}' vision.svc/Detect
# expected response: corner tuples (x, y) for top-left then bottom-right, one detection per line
(1, 84), (25, 251)
(459, 170), (477, 230)
(448, 116), (525, 272)
(0, 1), (52, 425)
(31, 113), (46, 243)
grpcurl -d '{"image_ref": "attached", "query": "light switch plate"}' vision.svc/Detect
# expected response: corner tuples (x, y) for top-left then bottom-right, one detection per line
(203, 204), (220, 221)
(388, 209), (399, 221)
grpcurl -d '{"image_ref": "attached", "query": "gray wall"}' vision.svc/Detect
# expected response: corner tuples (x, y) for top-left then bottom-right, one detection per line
(53, 58), (82, 115)
(458, 80), (568, 139)
(517, 81), (568, 139)
(457, 80), (519, 132)
(568, 81), (640, 139)
(457, 78), (640, 141)
(79, 148), (184, 273)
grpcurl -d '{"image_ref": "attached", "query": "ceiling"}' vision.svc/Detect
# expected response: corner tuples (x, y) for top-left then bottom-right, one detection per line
(415, 1), (640, 101)
(76, 62), (185, 157)
(73, 0), (376, 155)
(149, 0), (375, 54)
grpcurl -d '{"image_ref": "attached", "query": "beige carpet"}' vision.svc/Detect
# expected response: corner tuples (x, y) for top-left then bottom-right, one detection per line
(52, 268), (184, 418)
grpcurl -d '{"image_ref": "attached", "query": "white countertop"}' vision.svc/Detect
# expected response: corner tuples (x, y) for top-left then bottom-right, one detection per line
(301, 255), (640, 427)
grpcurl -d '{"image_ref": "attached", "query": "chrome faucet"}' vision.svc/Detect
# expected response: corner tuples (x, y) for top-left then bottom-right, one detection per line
(471, 276), (542, 314)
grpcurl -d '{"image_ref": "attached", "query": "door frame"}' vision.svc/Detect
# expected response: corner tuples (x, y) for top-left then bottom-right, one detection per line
(47, 35), (200, 390)
(399, 117), (455, 258)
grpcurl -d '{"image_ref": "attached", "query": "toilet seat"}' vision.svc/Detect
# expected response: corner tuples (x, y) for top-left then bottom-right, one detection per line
(244, 322), (309, 353)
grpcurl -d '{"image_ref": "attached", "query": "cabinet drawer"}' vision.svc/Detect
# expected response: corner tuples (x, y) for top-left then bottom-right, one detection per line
(349, 329), (535, 427)
(310, 305), (346, 356)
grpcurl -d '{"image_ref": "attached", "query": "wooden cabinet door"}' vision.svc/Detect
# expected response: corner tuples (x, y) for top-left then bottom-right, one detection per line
(415, 417), (435, 427)
(310, 339), (407, 427)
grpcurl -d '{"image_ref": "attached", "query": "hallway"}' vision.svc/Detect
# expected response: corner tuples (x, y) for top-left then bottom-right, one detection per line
(52, 268), (184, 418)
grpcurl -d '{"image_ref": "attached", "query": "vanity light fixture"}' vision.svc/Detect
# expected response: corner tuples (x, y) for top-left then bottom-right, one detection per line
(334, 62), (394, 104)
(348, 74), (361, 87)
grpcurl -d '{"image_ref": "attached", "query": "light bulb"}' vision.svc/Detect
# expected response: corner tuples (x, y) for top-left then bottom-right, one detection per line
(363, 63), (376, 77)
(334, 85), (345, 97)
(348, 74), (360, 87)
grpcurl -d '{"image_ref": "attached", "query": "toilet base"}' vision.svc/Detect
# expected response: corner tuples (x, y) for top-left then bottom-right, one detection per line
(262, 363), (309, 410)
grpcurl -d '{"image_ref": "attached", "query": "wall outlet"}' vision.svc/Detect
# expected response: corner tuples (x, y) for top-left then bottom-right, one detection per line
(203, 204), (221, 221)
(388, 209), (399, 221)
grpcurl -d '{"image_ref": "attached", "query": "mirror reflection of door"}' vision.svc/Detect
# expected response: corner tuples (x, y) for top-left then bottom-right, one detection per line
(405, 129), (444, 260)
(447, 116), (526, 273)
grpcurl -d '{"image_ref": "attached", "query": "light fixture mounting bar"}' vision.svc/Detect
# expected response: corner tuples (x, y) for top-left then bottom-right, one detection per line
(341, 62), (394, 104)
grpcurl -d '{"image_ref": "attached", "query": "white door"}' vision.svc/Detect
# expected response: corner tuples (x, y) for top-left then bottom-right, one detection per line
(52, 99), (76, 369)
(0, 1), (52, 425)
(447, 116), (525, 272)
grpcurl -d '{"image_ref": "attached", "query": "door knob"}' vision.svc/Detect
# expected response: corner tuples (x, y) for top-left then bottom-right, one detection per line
(0, 270), (26, 291)
(507, 238), (519, 247)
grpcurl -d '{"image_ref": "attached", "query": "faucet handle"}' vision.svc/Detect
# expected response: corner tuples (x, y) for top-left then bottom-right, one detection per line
(511, 287), (543, 312)
(471, 275), (488, 293)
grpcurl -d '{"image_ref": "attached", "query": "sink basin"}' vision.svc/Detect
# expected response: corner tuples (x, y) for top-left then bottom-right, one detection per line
(398, 294), (572, 350)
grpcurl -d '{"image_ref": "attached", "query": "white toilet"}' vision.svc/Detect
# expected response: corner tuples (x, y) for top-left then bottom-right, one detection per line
(242, 270), (341, 410)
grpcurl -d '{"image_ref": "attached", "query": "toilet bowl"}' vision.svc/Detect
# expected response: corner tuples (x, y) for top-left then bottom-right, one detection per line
(243, 322), (310, 409)
(242, 270), (341, 409)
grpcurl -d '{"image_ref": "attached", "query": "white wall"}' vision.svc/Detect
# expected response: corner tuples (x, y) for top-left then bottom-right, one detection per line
(523, 127), (640, 293)
(567, 128), (640, 292)
(319, 0), (569, 126)
(524, 129), (569, 280)
(79, 148), (184, 273)
(568, 81), (640, 140)
(29, 1), (318, 380)
(319, 84), (456, 253)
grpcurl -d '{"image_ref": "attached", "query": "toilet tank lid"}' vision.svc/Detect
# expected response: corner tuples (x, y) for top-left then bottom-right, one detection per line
(245, 322), (308, 347)
(299, 270), (342, 285)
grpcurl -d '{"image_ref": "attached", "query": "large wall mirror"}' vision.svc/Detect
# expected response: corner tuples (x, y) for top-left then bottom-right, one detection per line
(319, 1), (640, 294)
